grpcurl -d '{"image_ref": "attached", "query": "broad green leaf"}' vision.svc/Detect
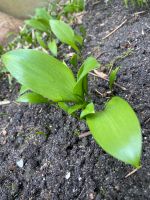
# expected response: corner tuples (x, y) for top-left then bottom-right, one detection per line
(73, 57), (100, 98)
(50, 19), (79, 51)
(2, 49), (79, 102)
(80, 102), (95, 119)
(17, 92), (49, 103)
(109, 67), (120, 91)
(48, 39), (57, 57)
(77, 57), (100, 80)
(86, 96), (142, 167)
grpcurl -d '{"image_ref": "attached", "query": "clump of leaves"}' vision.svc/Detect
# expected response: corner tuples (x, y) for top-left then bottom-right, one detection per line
(0, 2), (85, 85)
(26, 8), (51, 33)
(2, 49), (142, 168)
(25, 8), (83, 54)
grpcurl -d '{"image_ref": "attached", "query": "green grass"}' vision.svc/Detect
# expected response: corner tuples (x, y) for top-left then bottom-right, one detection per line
(124, 0), (147, 6)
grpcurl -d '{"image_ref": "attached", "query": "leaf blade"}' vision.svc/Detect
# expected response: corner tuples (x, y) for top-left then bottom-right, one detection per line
(86, 96), (142, 167)
(73, 57), (100, 98)
(25, 19), (49, 32)
(50, 19), (79, 51)
(80, 102), (95, 119)
(17, 92), (49, 103)
(2, 49), (78, 102)
(48, 39), (57, 57)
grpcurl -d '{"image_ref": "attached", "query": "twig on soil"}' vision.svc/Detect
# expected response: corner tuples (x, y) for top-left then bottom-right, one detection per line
(125, 166), (141, 178)
(133, 11), (146, 17)
(79, 131), (91, 138)
(0, 100), (10, 105)
(95, 89), (105, 97)
(102, 18), (127, 40)
(145, 118), (150, 124)
(95, 89), (111, 98)
(92, 1), (101, 6)
(94, 70), (108, 79)
(0, 124), (9, 135)
(90, 70), (127, 91)
(145, 24), (150, 29)
(102, 11), (145, 40)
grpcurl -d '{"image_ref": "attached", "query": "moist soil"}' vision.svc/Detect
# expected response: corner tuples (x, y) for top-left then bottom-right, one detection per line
(0, 0), (150, 199)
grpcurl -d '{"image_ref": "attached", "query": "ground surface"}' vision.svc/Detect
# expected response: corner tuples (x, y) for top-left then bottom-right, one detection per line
(0, 0), (150, 199)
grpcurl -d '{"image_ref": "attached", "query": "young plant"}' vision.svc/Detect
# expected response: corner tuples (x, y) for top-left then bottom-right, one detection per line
(109, 66), (120, 91)
(25, 8), (51, 33)
(0, 3), (84, 84)
(2, 49), (142, 168)
(25, 7), (83, 54)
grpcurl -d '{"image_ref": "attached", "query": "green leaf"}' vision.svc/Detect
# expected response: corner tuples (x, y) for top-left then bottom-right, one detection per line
(25, 8), (51, 33)
(79, 25), (86, 38)
(17, 92), (49, 103)
(86, 96), (142, 167)
(25, 19), (50, 32)
(35, 8), (50, 22)
(48, 39), (57, 57)
(35, 32), (47, 49)
(58, 102), (70, 113)
(68, 103), (86, 115)
(2, 49), (79, 103)
(70, 54), (78, 67)
(73, 57), (100, 98)
(0, 45), (4, 55)
(19, 85), (29, 95)
(50, 19), (79, 52)
(64, 0), (85, 14)
(109, 67), (120, 91)
(74, 34), (83, 45)
(80, 102), (95, 119)
(58, 102), (86, 115)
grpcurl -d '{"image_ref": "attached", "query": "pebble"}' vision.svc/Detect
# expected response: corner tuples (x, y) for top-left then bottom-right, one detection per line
(65, 171), (71, 180)
(2, 130), (7, 136)
(89, 192), (95, 200)
(16, 159), (24, 168)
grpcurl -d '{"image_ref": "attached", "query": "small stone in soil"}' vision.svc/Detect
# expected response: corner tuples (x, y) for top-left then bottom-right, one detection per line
(65, 171), (71, 180)
(89, 192), (95, 200)
(16, 159), (24, 168)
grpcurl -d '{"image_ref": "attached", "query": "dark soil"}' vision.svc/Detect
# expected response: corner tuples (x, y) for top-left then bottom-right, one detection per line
(0, 0), (150, 199)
